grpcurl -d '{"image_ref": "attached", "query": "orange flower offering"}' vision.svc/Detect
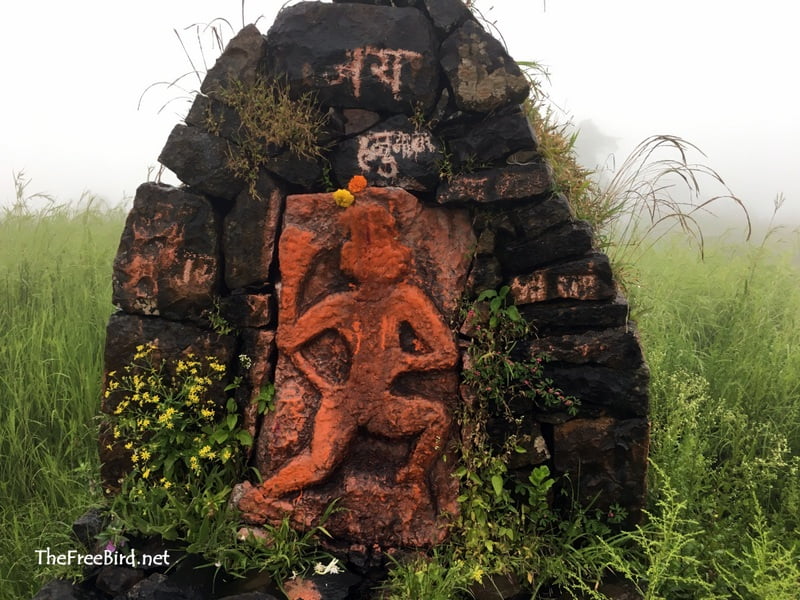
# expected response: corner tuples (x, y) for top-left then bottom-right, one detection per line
(347, 174), (368, 194)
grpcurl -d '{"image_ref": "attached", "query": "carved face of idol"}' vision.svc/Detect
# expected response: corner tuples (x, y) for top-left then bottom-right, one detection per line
(339, 204), (411, 284)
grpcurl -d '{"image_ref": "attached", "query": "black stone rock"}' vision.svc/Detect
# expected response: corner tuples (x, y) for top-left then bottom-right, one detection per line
(442, 104), (537, 166)
(32, 580), (103, 600)
(518, 294), (631, 334)
(524, 326), (645, 370)
(72, 508), (107, 552)
(440, 19), (529, 113)
(476, 193), (573, 242)
(496, 220), (595, 275)
(509, 254), (617, 305)
(95, 566), (145, 596)
(332, 115), (443, 191)
(217, 593), (280, 600)
(158, 124), (245, 201)
(223, 171), (285, 290)
(423, 0), (475, 34)
(544, 363), (650, 418)
(201, 24), (267, 95)
(121, 573), (202, 600)
(263, 3), (439, 113)
(437, 162), (552, 205)
(112, 183), (221, 321)
(184, 95), (245, 144)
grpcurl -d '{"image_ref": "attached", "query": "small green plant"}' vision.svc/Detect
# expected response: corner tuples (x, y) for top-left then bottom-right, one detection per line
(381, 550), (475, 600)
(441, 287), (585, 585)
(204, 296), (236, 335)
(462, 286), (579, 419)
(207, 76), (327, 194)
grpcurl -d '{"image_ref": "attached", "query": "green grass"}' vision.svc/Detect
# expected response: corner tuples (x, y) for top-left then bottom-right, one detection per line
(626, 233), (800, 598)
(0, 196), (125, 598)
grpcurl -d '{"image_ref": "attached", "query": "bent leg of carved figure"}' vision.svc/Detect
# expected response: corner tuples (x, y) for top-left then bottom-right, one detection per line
(238, 399), (355, 523)
(366, 394), (450, 484)
(260, 399), (355, 497)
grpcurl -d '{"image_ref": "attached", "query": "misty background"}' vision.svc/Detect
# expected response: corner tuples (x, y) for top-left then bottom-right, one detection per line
(2, 0), (798, 233)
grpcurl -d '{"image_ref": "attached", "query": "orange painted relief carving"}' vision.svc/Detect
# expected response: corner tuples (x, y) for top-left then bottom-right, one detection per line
(238, 188), (475, 547)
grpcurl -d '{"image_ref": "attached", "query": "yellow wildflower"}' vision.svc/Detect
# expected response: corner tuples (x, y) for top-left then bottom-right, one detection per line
(332, 189), (355, 207)
(141, 468), (151, 479)
(198, 445), (216, 460)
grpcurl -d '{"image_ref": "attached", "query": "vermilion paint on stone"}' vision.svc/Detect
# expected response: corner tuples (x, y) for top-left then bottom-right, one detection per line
(238, 188), (474, 547)
(112, 183), (220, 320)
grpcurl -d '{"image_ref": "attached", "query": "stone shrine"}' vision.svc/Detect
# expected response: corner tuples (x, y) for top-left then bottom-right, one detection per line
(96, 0), (649, 596)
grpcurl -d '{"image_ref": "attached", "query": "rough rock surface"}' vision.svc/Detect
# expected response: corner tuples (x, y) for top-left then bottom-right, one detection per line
(263, 3), (440, 113)
(112, 183), (220, 320)
(440, 19), (530, 112)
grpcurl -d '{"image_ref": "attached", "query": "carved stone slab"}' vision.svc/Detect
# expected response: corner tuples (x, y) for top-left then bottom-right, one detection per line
(237, 187), (475, 547)
(263, 3), (440, 114)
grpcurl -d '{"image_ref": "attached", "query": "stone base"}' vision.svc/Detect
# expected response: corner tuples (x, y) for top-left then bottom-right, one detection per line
(236, 455), (457, 549)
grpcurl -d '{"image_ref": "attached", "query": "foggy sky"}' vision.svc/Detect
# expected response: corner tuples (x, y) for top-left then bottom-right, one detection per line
(2, 0), (798, 226)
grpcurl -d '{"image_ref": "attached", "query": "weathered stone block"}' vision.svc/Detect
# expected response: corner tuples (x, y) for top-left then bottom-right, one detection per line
(341, 108), (381, 135)
(423, 0), (474, 34)
(509, 253), (616, 303)
(437, 163), (552, 204)
(518, 293), (631, 334)
(552, 417), (649, 521)
(524, 326), (645, 370)
(497, 220), (595, 274)
(332, 115), (443, 191)
(223, 171), (285, 290)
(442, 104), (537, 166)
(95, 567), (145, 597)
(465, 254), (503, 296)
(263, 3), (440, 113)
(158, 124), (245, 200)
(478, 193), (573, 243)
(544, 363), (650, 418)
(440, 19), (530, 113)
(184, 94), (244, 143)
(112, 183), (220, 320)
(263, 152), (323, 190)
(220, 294), (275, 329)
(201, 24), (267, 94)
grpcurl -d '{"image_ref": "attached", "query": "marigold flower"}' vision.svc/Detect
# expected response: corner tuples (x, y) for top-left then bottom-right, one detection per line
(347, 175), (367, 194)
(332, 188), (355, 208)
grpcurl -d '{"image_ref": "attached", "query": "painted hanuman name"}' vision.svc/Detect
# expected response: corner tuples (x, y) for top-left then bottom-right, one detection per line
(326, 45), (423, 100)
